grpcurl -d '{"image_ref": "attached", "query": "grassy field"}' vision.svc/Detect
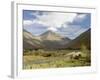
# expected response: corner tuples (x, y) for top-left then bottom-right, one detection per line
(23, 49), (91, 69)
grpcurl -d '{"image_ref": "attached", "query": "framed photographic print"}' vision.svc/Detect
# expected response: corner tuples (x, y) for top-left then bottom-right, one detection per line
(11, 1), (97, 78)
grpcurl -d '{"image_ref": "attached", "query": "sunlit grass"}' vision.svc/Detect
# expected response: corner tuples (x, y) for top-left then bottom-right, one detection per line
(23, 49), (91, 69)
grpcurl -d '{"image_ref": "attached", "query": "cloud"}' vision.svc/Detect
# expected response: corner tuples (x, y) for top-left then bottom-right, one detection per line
(56, 13), (90, 38)
(73, 14), (86, 23)
(23, 20), (33, 26)
(66, 13), (91, 28)
(47, 27), (57, 32)
(36, 12), (77, 28)
(23, 22), (48, 35)
(23, 11), (91, 39)
(23, 12), (77, 32)
(58, 25), (88, 39)
(77, 14), (87, 19)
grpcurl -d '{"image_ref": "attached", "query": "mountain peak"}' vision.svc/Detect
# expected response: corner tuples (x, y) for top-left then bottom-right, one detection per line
(42, 30), (56, 35)
(40, 30), (62, 40)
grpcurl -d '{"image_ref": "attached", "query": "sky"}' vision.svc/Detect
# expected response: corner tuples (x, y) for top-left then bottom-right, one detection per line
(23, 10), (91, 39)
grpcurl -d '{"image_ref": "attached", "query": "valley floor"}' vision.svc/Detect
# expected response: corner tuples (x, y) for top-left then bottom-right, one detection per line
(23, 49), (91, 69)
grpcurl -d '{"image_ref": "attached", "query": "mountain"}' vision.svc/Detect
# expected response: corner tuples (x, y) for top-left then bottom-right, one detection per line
(23, 29), (71, 50)
(61, 37), (71, 45)
(67, 29), (91, 49)
(40, 30), (63, 41)
(40, 30), (71, 49)
(23, 29), (44, 50)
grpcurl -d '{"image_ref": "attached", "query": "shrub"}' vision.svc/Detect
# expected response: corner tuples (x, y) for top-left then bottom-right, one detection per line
(81, 44), (87, 54)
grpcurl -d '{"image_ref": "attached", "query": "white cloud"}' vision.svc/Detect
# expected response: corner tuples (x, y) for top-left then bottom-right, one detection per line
(23, 11), (90, 39)
(47, 27), (57, 32)
(23, 20), (33, 26)
(77, 14), (87, 19)
(36, 12), (77, 28)
(23, 12), (77, 32)
(75, 14), (87, 23)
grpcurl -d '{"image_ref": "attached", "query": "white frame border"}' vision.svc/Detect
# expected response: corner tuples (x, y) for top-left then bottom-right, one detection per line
(11, 1), (97, 79)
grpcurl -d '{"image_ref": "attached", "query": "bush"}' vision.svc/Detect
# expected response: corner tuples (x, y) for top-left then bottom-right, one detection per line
(81, 44), (87, 54)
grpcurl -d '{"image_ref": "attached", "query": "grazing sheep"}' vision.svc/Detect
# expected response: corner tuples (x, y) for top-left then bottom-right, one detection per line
(67, 52), (82, 60)
(73, 52), (82, 59)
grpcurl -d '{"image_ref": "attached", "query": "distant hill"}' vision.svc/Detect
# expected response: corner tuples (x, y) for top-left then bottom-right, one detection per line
(23, 29), (91, 50)
(40, 30), (71, 49)
(23, 30), (71, 50)
(61, 37), (71, 45)
(23, 29), (44, 50)
(40, 30), (63, 41)
(66, 29), (91, 50)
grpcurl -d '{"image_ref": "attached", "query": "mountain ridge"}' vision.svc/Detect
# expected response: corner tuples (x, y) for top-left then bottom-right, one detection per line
(40, 30), (63, 41)
(23, 29), (90, 50)
(66, 28), (91, 49)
